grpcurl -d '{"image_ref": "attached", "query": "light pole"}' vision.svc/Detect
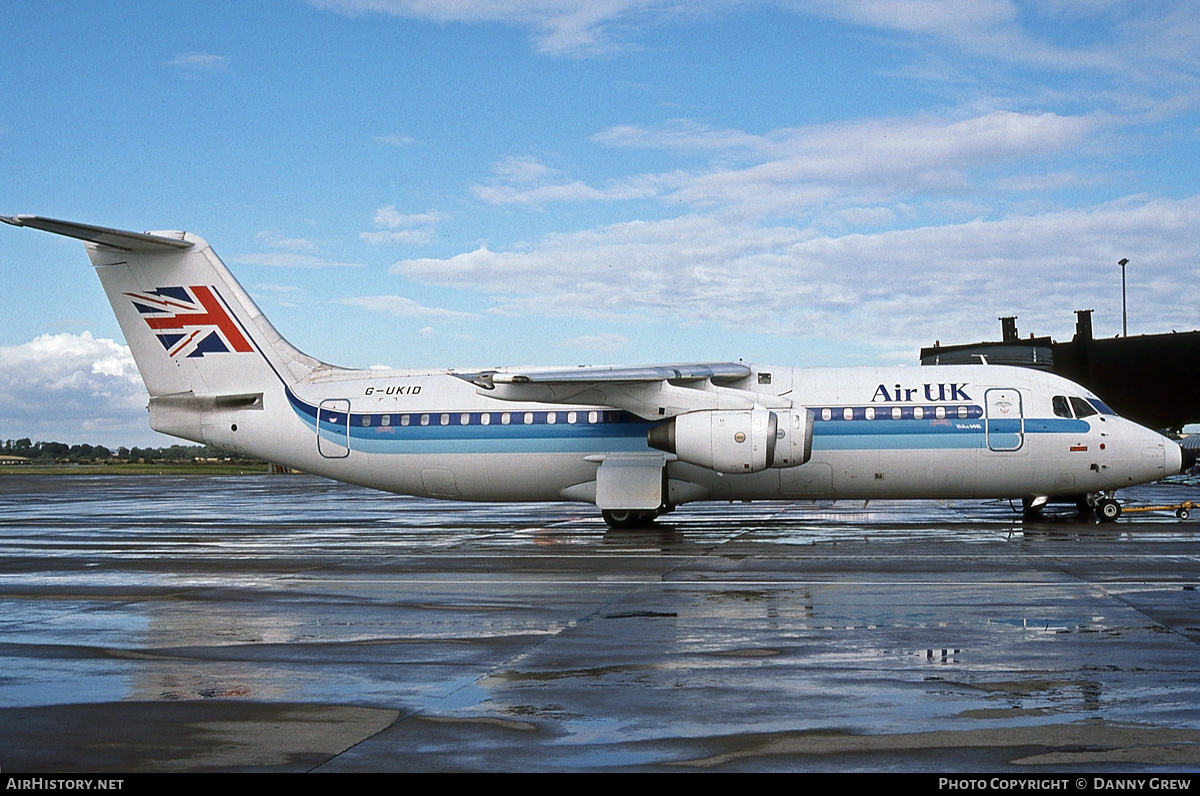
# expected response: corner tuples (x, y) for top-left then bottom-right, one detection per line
(1118, 258), (1129, 337)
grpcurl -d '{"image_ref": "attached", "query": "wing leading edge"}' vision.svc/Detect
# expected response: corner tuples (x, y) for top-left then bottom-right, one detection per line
(491, 362), (751, 385)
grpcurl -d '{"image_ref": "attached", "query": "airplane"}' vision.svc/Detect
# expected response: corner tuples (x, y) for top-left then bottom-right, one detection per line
(2, 214), (1187, 527)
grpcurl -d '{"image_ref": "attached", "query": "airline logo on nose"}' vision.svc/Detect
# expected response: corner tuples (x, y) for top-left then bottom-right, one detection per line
(126, 286), (254, 358)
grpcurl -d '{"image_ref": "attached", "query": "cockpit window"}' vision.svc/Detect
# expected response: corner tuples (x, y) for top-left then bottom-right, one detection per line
(1086, 398), (1117, 416)
(1052, 395), (1072, 418)
(1070, 397), (1098, 418)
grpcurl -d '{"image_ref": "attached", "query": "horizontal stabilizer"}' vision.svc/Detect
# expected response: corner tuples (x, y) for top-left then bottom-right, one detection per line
(0, 215), (192, 252)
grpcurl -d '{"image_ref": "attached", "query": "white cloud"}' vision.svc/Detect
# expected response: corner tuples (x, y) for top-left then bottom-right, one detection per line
(388, 196), (1200, 354)
(560, 333), (629, 353)
(311, 0), (671, 56)
(164, 52), (229, 72)
(360, 229), (437, 245)
(993, 171), (1100, 193)
(339, 295), (480, 319)
(252, 283), (305, 308)
(493, 155), (559, 184)
(472, 177), (660, 206)
(803, 0), (1118, 71)
(0, 332), (156, 446)
(375, 134), (420, 147)
(484, 111), (1098, 217)
(309, 0), (1200, 91)
(255, 230), (319, 252)
(233, 253), (363, 268)
(839, 206), (897, 226)
(472, 155), (663, 205)
(593, 120), (777, 157)
(666, 111), (1098, 217)
(361, 206), (446, 246)
(373, 207), (447, 229)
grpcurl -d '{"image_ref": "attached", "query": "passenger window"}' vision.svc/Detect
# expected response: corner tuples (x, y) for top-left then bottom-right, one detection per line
(891, 407), (902, 420)
(865, 407), (875, 420)
(524, 412), (534, 424)
(547, 412), (556, 424)
(501, 412), (511, 425)
(460, 413), (470, 425)
(381, 414), (390, 427)
(420, 414), (430, 426)
(843, 407), (854, 421)
(362, 415), (371, 427)
(913, 407), (924, 420)
(1052, 396), (1072, 418)
(588, 411), (598, 424)
(1070, 397), (1097, 418)
(935, 406), (946, 419)
(481, 413), (491, 426)
(821, 408), (832, 421)
(957, 406), (968, 418)
(440, 413), (450, 426)
(567, 411), (577, 424)
(400, 414), (410, 426)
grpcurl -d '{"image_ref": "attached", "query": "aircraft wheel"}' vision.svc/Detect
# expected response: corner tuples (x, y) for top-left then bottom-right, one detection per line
(1097, 498), (1122, 523)
(1177, 508), (1190, 520)
(602, 509), (657, 529)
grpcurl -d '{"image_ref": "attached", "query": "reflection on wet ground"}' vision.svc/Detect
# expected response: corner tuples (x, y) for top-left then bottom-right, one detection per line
(1, 475), (1200, 771)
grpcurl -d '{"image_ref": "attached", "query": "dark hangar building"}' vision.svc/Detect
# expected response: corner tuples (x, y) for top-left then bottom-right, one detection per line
(920, 310), (1200, 433)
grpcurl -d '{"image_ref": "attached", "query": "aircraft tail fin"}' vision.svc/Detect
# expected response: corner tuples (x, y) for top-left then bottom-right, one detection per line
(3, 215), (329, 440)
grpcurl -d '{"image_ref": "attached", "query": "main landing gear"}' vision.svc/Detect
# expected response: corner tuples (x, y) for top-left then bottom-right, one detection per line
(601, 509), (664, 529)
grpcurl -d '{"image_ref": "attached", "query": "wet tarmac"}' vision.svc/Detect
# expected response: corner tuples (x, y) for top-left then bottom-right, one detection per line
(2, 474), (1200, 772)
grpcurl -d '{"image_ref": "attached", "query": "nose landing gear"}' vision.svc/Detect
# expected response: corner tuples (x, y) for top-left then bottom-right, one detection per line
(1096, 496), (1122, 522)
(1085, 493), (1195, 522)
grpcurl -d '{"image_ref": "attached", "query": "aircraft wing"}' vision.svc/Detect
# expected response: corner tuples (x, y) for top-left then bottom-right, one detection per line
(455, 361), (790, 420)
(493, 362), (750, 385)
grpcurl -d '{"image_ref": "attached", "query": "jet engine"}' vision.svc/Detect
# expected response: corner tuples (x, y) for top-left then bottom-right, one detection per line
(648, 408), (777, 473)
(773, 408), (814, 468)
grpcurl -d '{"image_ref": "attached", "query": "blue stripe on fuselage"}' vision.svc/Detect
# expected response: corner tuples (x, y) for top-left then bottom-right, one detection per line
(287, 387), (656, 454)
(285, 387), (1092, 455)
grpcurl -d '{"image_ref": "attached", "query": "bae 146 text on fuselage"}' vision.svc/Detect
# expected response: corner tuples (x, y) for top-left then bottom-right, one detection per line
(2, 214), (1184, 527)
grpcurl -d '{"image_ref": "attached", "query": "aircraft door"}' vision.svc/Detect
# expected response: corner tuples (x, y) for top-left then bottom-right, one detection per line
(317, 399), (351, 458)
(985, 388), (1024, 452)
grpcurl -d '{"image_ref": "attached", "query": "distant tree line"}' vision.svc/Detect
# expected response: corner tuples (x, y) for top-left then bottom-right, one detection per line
(1, 438), (260, 464)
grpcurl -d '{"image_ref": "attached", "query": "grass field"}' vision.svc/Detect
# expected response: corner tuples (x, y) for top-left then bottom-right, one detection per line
(0, 463), (272, 476)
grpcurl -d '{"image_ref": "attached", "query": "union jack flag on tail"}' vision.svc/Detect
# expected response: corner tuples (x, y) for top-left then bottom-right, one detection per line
(126, 285), (255, 358)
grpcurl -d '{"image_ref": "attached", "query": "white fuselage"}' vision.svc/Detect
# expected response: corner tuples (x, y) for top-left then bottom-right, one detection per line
(190, 362), (1179, 506)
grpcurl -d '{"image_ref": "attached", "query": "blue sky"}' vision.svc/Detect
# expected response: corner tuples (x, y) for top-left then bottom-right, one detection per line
(2, 1), (1198, 446)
